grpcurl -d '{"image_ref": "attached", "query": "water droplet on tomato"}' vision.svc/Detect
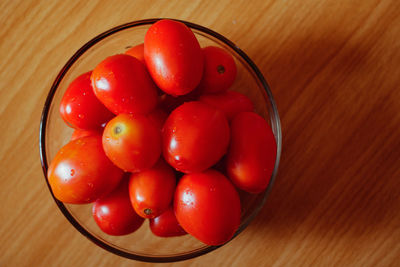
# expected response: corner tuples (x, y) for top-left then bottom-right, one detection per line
(78, 114), (84, 119)
(70, 169), (75, 176)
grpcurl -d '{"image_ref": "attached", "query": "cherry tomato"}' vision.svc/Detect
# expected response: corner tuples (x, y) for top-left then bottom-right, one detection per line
(146, 108), (168, 131)
(92, 177), (144, 235)
(174, 170), (241, 246)
(91, 54), (158, 115)
(102, 114), (161, 172)
(125, 43), (145, 64)
(129, 160), (176, 218)
(144, 19), (204, 96)
(199, 90), (254, 121)
(197, 46), (237, 93)
(162, 101), (230, 173)
(47, 135), (124, 204)
(226, 112), (277, 193)
(149, 207), (186, 237)
(71, 129), (102, 141)
(59, 71), (114, 130)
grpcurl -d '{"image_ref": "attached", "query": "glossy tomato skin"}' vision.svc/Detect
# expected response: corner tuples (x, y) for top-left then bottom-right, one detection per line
(226, 112), (277, 194)
(197, 46), (237, 94)
(48, 135), (124, 204)
(162, 101), (230, 173)
(71, 128), (102, 141)
(102, 114), (161, 172)
(92, 177), (144, 235)
(129, 160), (176, 218)
(149, 207), (186, 237)
(174, 170), (241, 246)
(199, 90), (254, 121)
(91, 54), (158, 115)
(59, 71), (114, 130)
(144, 19), (204, 96)
(125, 43), (145, 64)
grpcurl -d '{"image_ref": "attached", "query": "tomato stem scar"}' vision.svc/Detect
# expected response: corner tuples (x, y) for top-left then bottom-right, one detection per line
(114, 126), (122, 134)
(144, 208), (152, 215)
(217, 65), (225, 74)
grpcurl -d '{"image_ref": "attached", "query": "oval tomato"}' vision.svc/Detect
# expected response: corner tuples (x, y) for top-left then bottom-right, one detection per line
(199, 90), (254, 121)
(59, 71), (114, 130)
(47, 135), (124, 204)
(197, 46), (237, 93)
(125, 43), (145, 64)
(226, 112), (277, 193)
(102, 114), (161, 172)
(162, 101), (230, 173)
(92, 177), (144, 235)
(129, 160), (176, 218)
(144, 19), (204, 96)
(174, 170), (241, 246)
(149, 207), (186, 237)
(91, 54), (158, 115)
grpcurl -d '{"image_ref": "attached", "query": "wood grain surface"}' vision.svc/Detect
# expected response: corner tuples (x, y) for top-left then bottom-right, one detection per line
(1, 0), (400, 266)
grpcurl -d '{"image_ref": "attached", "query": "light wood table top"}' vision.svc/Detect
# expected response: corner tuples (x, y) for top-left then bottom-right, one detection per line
(1, 0), (400, 266)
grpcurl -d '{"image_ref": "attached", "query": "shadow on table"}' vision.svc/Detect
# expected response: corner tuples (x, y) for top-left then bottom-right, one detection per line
(245, 31), (400, 240)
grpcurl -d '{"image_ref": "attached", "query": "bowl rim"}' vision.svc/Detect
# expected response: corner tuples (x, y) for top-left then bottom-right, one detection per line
(39, 18), (282, 263)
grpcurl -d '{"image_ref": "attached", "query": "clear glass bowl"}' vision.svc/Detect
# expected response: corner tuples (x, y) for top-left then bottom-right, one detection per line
(39, 18), (282, 262)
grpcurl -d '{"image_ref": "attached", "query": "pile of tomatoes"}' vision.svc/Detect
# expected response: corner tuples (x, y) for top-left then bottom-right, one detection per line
(48, 19), (277, 246)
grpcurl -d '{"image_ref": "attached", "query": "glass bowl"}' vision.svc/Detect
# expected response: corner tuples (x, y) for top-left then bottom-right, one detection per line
(39, 18), (282, 262)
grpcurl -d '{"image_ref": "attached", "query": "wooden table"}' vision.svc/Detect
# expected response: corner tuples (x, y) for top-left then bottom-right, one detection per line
(1, 0), (399, 266)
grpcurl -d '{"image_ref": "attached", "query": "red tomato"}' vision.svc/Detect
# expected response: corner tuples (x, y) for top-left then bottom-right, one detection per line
(92, 177), (144, 235)
(59, 71), (114, 130)
(146, 108), (168, 131)
(174, 170), (241, 246)
(70, 129), (102, 141)
(149, 207), (186, 237)
(91, 54), (158, 115)
(197, 46), (237, 93)
(199, 90), (254, 121)
(125, 43), (145, 64)
(47, 135), (124, 204)
(162, 101), (230, 173)
(129, 160), (176, 218)
(144, 19), (204, 96)
(102, 114), (161, 172)
(226, 112), (277, 193)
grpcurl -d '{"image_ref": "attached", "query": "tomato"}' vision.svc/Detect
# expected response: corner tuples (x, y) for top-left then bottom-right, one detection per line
(149, 207), (186, 237)
(174, 170), (241, 246)
(91, 54), (158, 115)
(159, 88), (200, 113)
(144, 19), (204, 96)
(226, 112), (277, 193)
(125, 43), (145, 64)
(59, 71), (114, 130)
(162, 101), (230, 173)
(47, 135), (124, 204)
(146, 108), (168, 131)
(129, 160), (176, 218)
(197, 46), (237, 93)
(199, 90), (254, 121)
(92, 177), (144, 235)
(102, 114), (161, 172)
(71, 129), (102, 141)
